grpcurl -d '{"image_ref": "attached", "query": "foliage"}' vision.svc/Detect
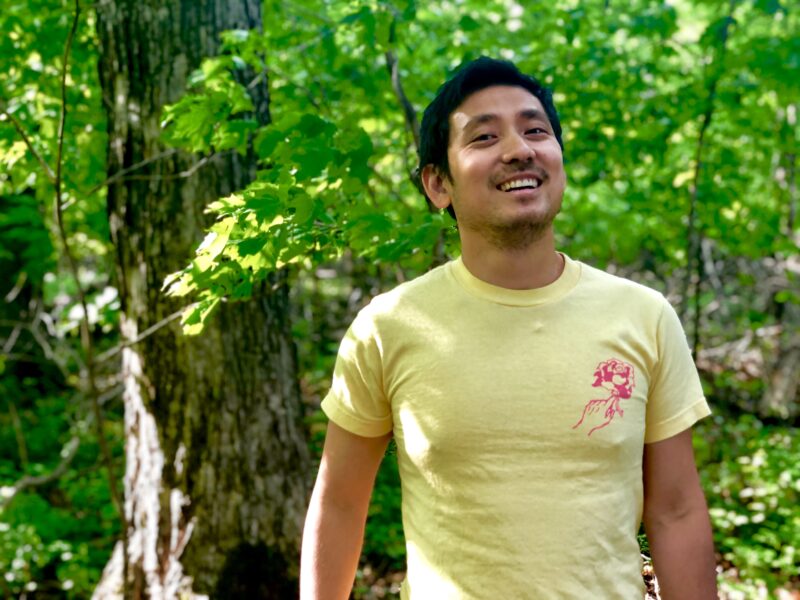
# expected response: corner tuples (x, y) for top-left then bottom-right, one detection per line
(364, 445), (405, 571)
(160, 0), (798, 341)
(0, 0), (798, 596)
(1, 0), (120, 596)
(695, 413), (800, 592)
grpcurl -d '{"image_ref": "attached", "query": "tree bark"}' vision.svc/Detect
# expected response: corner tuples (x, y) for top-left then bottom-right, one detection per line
(94, 1), (310, 597)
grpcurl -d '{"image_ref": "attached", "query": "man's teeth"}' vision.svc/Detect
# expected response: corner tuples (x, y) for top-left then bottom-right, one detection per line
(500, 178), (541, 191)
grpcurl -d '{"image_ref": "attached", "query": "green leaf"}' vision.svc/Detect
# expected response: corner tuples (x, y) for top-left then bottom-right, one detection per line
(181, 298), (221, 336)
(458, 15), (480, 32)
(754, 0), (783, 15)
(237, 235), (269, 256)
(254, 126), (288, 159)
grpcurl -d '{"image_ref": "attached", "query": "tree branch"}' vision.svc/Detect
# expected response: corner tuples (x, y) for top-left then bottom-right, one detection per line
(0, 103), (57, 183)
(8, 401), (30, 470)
(4, 271), (28, 304)
(85, 148), (178, 195)
(0, 437), (80, 507)
(383, 23), (446, 264)
(96, 304), (190, 363)
(2, 323), (22, 354)
(385, 49), (420, 151)
(91, 151), (232, 188)
(30, 314), (77, 381)
(787, 150), (797, 234)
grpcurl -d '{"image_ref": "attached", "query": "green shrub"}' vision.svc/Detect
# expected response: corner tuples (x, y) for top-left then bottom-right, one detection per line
(695, 413), (800, 592)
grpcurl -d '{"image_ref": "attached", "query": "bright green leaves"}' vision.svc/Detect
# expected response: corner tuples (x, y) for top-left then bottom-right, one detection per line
(161, 58), (256, 154)
(196, 217), (236, 270)
(179, 297), (221, 336)
(254, 112), (351, 184)
(332, 124), (374, 183)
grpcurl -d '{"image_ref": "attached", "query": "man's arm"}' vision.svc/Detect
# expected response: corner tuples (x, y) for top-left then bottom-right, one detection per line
(300, 421), (391, 600)
(643, 428), (718, 599)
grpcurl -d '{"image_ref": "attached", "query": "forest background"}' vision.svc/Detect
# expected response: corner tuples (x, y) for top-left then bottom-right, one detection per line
(0, 0), (798, 598)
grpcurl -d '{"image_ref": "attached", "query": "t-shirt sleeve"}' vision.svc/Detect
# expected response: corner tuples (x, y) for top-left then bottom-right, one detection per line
(320, 307), (393, 438)
(644, 299), (711, 444)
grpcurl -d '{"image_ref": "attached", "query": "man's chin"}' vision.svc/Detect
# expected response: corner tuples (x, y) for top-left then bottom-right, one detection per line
(483, 216), (556, 251)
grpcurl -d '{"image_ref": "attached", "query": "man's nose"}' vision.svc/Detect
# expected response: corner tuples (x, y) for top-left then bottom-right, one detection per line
(501, 133), (534, 163)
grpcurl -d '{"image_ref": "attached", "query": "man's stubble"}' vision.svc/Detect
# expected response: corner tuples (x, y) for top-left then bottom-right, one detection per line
(454, 195), (562, 252)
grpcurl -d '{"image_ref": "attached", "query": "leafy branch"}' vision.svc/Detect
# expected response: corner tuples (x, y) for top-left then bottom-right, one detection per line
(0, 437), (80, 508)
(0, 103), (57, 183)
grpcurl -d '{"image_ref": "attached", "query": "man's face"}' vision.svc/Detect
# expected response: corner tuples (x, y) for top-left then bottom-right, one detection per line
(424, 85), (566, 249)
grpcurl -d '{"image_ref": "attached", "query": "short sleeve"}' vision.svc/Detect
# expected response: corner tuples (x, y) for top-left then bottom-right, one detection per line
(320, 308), (393, 437)
(644, 300), (711, 443)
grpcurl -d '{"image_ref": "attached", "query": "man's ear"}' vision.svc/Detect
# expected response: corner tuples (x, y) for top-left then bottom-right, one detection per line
(420, 165), (452, 211)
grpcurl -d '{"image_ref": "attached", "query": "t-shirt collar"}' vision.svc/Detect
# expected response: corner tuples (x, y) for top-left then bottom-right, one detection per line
(449, 253), (581, 306)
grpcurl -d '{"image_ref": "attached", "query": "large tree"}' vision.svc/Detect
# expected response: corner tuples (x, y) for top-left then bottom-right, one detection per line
(93, 0), (309, 596)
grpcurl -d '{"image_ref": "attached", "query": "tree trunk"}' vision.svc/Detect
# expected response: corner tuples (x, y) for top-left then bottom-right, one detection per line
(94, 1), (310, 597)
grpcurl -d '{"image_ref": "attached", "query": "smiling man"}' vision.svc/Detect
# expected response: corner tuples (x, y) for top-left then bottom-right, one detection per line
(300, 57), (718, 599)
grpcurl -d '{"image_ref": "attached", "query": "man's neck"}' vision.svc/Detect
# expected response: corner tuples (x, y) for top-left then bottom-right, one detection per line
(459, 228), (564, 290)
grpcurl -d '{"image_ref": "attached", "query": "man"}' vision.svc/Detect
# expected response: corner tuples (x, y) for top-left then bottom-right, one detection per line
(301, 57), (717, 599)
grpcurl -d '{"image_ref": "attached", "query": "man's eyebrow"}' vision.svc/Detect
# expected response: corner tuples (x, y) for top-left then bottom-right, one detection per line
(519, 108), (547, 121)
(461, 113), (499, 134)
(461, 109), (549, 135)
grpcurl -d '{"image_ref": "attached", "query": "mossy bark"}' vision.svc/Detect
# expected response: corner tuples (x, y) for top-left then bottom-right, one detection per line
(94, 1), (309, 596)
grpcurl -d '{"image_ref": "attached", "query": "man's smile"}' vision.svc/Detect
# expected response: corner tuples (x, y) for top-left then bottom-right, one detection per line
(495, 170), (547, 192)
(498, 177), (542, 192)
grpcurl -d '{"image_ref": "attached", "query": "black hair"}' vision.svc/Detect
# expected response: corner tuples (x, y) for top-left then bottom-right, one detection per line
(415, 56), (563, 218)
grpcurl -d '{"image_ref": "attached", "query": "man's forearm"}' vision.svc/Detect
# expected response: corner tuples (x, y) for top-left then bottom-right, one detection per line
(645, 505), (717, 599)
(300, 490), (367, 600)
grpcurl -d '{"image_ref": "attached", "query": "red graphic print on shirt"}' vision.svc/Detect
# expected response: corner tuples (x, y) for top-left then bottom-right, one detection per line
(572, 358), (636, 436)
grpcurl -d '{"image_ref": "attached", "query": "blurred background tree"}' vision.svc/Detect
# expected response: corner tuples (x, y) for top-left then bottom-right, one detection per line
(0, 0), (797, 598)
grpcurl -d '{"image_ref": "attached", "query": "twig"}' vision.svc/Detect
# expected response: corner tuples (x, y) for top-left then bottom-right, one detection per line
(28, 315), (76, 380)
(784, 143), (796, 235)
(1, 437), (80, 507)
(788, 156), (797, 234)
(98, 384), (124, 407)
(700, 238), (727, 318)
(0, 104), (57, 183)
(4, 271), (28, 303)
(268, 64), (324, 113)
(385, 48), (420, 151)
(368, 165), (418, 209)
(8, 401), (29, 470)
(52, 0), (129, 592)
(85, 148), (178, 195)
(96, 304), (190, 363)
(100, 152), (226, 185)
(2, 323), (22, 354)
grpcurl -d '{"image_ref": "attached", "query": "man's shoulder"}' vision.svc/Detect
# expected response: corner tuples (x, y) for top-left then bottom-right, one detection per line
(574, 259), (669, 309)
(359, 260), (453, 320)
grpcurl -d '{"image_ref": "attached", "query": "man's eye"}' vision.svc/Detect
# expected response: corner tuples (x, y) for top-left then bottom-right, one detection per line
(526, 128), (548, 135)
(472, 133), (494, 142)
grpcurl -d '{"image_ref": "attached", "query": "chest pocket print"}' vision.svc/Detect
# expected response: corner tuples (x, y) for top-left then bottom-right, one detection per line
(572, 358), (636, 436)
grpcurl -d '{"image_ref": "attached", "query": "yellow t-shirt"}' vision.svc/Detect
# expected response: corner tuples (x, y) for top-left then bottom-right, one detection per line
(322, 255), (710, 599)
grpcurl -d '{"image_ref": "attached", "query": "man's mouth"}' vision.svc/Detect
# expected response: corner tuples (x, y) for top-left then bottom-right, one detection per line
(497, 176), (543, 192)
